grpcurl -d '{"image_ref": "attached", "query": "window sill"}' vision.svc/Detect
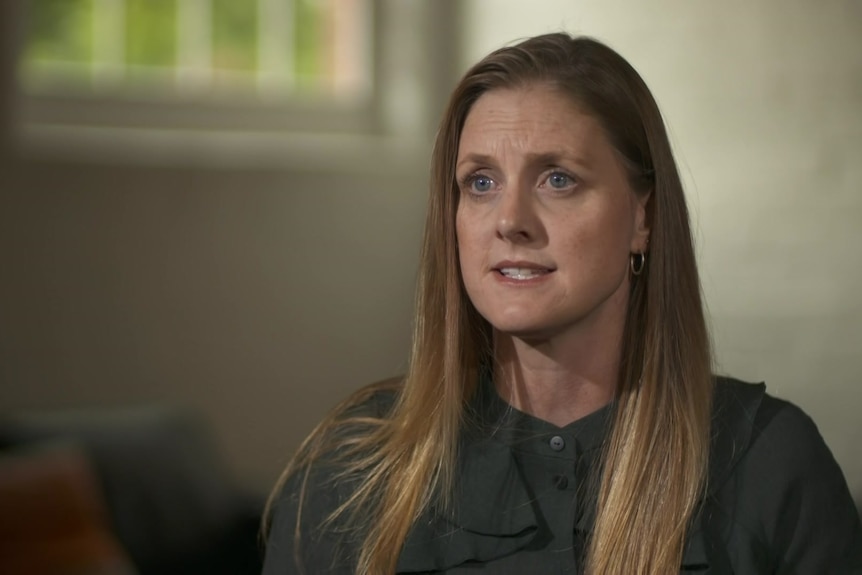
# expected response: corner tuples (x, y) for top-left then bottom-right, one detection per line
(15, 123), (430, 174)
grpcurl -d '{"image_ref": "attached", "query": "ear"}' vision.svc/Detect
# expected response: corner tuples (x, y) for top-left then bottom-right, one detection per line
(631, 190), (652, 253)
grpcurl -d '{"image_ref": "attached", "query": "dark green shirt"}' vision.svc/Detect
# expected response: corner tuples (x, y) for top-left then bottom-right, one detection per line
(264, 378), (862, 574)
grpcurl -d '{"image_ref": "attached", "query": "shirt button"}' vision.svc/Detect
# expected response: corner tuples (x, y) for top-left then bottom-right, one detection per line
(553, 474), (569, 490)
(549, 435), (565, 451)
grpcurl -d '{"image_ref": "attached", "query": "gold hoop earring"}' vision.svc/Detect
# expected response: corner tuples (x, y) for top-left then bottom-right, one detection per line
(631, 252), (646, 276)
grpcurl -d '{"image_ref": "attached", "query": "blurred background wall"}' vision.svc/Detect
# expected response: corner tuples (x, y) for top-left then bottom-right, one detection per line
(1, 0), (860, 504)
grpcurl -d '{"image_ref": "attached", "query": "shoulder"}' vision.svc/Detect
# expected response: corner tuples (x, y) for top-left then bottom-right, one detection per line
(262, 376), (402, 575)
(264, 460), (356, 574)
(709, 376), (820, 481)
(709, 376), (843, 486)
(340, 376), (401, 419)
(706, 376), (862, 572)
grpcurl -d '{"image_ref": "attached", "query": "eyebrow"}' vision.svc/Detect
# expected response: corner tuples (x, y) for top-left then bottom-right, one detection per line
(525, 151), (590, 166)
(455, 151), (591, 170)
(455, 153), (494, 170)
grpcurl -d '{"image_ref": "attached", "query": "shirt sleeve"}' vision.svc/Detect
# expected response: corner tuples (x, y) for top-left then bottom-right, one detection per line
(262, 386), (397, 575)
(735, 397), (862, 574)
(261, 468), (358, 575)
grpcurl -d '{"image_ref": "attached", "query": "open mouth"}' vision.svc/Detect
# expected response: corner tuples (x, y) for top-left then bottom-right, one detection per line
(497, 267), (552, 280)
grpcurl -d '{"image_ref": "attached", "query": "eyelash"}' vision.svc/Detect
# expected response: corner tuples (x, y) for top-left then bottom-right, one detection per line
(458, 173), (496, 195)
(542, 170), (578, 192)
(458, 169), (579, 196)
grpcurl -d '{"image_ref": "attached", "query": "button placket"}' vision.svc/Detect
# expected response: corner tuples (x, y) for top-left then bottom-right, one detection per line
(545, 435), (574, 491)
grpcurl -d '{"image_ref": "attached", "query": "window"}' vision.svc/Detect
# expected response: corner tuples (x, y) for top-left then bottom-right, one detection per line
(22, 0), (372, 102)
(13, 0), (462, 170)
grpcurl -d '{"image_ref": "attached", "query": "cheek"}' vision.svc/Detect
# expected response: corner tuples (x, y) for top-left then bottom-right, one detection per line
(552, 202), (634, 267)
(455, 225), (476, 306)
(594, 196), (638, 248)
(455, 210), (478, 262)
(455, 209), (465, 245)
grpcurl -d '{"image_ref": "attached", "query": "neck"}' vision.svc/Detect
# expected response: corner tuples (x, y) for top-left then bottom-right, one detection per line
(493, 304), (627, 427)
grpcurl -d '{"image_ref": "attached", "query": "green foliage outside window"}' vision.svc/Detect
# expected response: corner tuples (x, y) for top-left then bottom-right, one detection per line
(295, 0), (323, 86)
(25, 0), (93, 64)
(125, 0), (177, 68)
(22, 0), (331, 90)
(212, 0), (258, 72)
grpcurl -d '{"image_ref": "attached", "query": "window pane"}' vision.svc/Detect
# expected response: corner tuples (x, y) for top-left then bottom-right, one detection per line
(25, 0), (93, 64)
(125, 0), (177, 67)
(295, 0), (324, 88)
(212, 0), (257, 72)
(21, 0), (372, 100)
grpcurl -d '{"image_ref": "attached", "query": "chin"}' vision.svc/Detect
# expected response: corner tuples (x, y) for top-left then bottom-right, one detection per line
(496, 325), (559, 343)
(485, 313), (560, 341)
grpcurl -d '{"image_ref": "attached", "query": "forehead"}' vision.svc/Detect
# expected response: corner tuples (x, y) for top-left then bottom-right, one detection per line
(457, 86), (609, 161)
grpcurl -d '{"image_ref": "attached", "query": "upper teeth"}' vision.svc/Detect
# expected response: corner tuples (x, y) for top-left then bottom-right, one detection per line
(499, 268), (546, 280)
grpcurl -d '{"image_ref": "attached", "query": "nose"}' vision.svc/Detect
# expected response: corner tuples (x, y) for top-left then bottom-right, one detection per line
(496, 186), (541, 243)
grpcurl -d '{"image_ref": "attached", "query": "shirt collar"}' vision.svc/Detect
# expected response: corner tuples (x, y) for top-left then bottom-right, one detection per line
(396, 375), (766, 573)
(466, 368), (616, 454)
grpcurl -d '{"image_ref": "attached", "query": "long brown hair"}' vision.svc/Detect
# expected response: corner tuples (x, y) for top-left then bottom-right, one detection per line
(265, 33), (713, 575)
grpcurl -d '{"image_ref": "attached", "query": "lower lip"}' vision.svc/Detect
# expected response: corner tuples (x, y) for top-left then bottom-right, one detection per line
(493, 270), (554, 286)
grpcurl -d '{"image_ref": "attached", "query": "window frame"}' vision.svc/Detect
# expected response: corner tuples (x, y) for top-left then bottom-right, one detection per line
(9, 0), (460, 172)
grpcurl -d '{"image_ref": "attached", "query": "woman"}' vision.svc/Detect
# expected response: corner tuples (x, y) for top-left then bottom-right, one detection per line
(263, 33), (862, 574)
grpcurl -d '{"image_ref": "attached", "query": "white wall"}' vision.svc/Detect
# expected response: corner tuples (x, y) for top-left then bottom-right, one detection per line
(462, 0), (862, 497)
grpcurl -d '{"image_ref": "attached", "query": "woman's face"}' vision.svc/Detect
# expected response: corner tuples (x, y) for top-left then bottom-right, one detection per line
(455, 86), (650, 343)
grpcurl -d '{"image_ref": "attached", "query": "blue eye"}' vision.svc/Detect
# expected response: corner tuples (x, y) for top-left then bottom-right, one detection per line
(471, 176), (494, 193)
(548, 172), (572, 189)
